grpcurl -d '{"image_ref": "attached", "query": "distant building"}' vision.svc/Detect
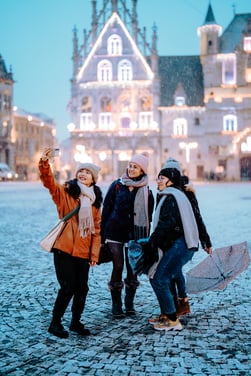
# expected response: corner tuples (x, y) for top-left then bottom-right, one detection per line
(66, 0), (251, 181)
(0, 54), (57, 180)
(12, 108), (57, 180)
(0, 54), (14, 169)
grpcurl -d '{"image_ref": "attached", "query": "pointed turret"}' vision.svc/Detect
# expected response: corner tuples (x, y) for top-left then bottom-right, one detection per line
(197, 2), (222, 56)
(72, 26), (79, 78)
(92, 0), (98, 43)
(203, 3), (216, 25)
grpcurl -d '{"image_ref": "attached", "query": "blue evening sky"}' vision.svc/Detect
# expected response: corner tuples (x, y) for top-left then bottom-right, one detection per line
(0, 0), (250, 142)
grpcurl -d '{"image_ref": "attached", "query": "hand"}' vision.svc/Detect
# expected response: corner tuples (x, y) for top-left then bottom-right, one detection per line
(89, 261), (97, 267)
(41, 147), (54, 161)
(204, 247), (213, 255)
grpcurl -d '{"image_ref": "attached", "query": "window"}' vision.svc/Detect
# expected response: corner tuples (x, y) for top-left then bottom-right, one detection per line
(118, 60), (132, 81)
(99, 97), (112, 130)
(107, 34), (122, 55)
(140, 96), (152, 111)
(223, 114), (237, 132)
(244, 37), (251, 52)
(81, 97), (92, 113)
(222, 56), (236, 85)
(194, 117), (200, 125)
(175, 96), (185, 106)
(173, 118), (187, 136)
(100, 97), (111, 112)
(97, 60), (112, 81)
(80, 114), (93, 130)
(99, 113), (112, 130)
(139, 112), (153, 129)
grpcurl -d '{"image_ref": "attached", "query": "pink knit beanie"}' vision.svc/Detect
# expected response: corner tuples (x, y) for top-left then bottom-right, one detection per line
(130, 152), (149, 174)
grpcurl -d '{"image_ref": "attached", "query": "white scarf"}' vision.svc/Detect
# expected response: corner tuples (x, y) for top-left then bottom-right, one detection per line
(77, 181), (96, 238)
(153, 187), (199, 249)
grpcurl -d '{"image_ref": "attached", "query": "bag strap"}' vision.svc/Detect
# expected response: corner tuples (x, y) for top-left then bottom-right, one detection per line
(61, 205), (80, 222)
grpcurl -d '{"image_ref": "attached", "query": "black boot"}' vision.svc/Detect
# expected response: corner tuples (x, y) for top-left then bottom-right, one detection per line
(110, 290), (125, 319)
(48, 318), (69, 339)
(125, 286), (137, 316)
(70, 319), (90, 336)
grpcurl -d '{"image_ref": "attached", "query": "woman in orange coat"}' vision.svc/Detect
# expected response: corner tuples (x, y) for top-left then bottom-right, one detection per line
(39, 148), (102, 338)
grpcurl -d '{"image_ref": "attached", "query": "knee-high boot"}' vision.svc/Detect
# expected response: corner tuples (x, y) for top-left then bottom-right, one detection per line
(110, 290), (125, 319)
(125, 286), (137, 315)
(124, 279), (139, 315)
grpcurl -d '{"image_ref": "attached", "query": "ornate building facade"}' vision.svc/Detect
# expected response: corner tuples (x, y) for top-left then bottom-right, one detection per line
(67, 0), (251, 181)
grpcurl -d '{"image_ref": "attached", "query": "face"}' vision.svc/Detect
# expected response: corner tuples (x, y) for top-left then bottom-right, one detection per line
(127, 162), (143, 179)
(77, 168), (93, 186)
(156, 175), (171, 191)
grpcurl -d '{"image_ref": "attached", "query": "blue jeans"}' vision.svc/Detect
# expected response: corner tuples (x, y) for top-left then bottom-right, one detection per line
(150, 237), (195, 315)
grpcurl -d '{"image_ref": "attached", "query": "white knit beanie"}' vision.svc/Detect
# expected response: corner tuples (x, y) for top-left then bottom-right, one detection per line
(130, 152), (149, 174)
(163, 157), (182, 173)
(75, 163), (101, 183)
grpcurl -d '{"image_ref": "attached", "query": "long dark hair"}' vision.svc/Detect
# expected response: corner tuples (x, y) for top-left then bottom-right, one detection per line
(64, 178), (103, 208)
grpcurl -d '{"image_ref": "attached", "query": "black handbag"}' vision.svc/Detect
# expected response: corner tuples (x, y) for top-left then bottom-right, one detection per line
(97, 243), (112, 264)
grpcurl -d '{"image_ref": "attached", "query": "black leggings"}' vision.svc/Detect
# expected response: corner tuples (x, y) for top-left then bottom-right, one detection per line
(108, 242), (138, 289)
(52, 249), (90, 321)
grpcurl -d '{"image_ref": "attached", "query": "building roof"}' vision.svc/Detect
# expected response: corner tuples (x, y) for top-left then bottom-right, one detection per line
(0, 54), (13, 81)
(158, 55), (204, 107)
(220, 13), (251, 53)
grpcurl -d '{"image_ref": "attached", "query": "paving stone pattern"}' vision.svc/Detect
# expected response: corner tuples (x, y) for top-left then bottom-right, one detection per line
(0, 182), (250, 375)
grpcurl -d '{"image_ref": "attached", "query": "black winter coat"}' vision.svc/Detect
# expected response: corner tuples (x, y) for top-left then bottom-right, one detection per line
(101, 179), (154, 243)
(150, 193), (184, 252)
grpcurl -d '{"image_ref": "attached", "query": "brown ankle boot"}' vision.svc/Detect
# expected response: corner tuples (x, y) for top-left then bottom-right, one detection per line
(176, 297), (190, 316)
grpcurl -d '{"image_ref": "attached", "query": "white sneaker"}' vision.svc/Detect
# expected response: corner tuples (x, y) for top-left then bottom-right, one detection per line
(154, 318), (183, 331)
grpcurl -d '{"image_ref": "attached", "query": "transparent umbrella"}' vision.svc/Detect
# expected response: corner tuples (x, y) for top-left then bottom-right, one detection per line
(186, 241), (250, 294)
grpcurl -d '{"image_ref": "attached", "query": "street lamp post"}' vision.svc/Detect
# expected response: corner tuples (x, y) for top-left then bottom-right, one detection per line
(179, 141), (198, 175)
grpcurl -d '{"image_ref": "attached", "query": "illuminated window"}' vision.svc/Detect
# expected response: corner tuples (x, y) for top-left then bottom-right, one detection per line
(173, 118), (187, 136)
(223, 115), (237, 132)
(140, 96), (152, 111)
(222, 56), (236, 85)
(139, 112), (153, 129)
(100, 97), (111, 112)
(97, 60), (112, 81)
(107, 34), (122, 55)
(99, 113), (112, 130)
(118, 60), (132, 81)
(244, 37), (251, 52)
(175, 96), (185, 106)
(99, 97), (112, 130)
(80, 114), (93, 130)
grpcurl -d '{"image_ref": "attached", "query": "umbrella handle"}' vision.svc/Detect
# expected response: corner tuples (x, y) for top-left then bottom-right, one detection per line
(209, 253), (226, 279)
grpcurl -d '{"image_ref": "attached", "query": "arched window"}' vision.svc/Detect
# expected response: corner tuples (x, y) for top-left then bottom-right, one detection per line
(118, 60), (133, 81)
(173, 118), (187, 136)
(107, 34), (122, 55)
(80, 97), (92, 130)
(99, 97), (112, 130)
(97, 60), (112, 81)
(223, 114), (237, 132)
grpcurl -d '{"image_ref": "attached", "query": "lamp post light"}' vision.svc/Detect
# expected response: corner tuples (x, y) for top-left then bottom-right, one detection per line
(179, 141), (198, 175)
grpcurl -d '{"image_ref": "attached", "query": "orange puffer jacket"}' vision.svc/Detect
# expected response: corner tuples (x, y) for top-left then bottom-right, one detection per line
(39, 159), (101, 262)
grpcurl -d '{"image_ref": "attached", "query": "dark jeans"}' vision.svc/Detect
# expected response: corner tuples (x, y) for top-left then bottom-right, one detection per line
(150, 237), (195, 315)
(107, 242), (138, 290)
(52, 249), (90, 321)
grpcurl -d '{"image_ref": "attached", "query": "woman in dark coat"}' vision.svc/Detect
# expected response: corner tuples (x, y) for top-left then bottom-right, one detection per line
(101, 153), (154, 318)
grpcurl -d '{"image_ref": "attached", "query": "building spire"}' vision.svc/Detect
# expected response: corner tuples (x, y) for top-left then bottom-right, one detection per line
(111, 0), (118, 13)
(92, 0), (98, 42)
(203, 2), (217, 25)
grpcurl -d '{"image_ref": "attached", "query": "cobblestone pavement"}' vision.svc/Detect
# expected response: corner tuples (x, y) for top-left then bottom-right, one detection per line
(0, 181), (251, 376)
